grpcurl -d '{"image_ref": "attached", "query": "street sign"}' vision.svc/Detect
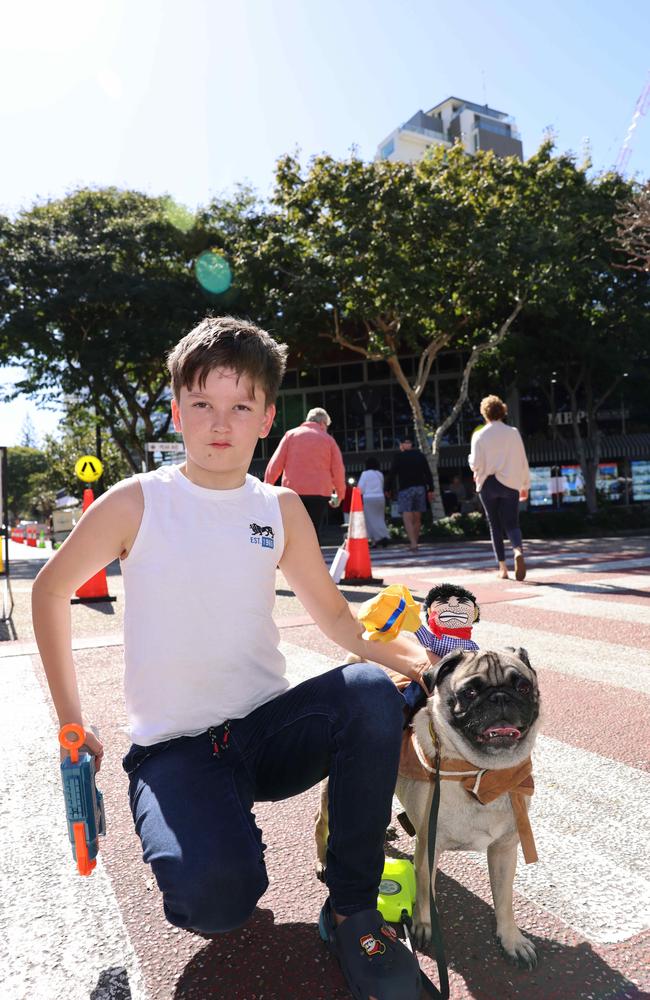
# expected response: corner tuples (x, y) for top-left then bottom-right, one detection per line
(145, 442), (185, 452)
(74, 455), (103, 483)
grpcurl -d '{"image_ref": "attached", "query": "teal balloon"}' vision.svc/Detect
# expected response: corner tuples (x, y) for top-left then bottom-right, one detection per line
(195, 251), (232, 294)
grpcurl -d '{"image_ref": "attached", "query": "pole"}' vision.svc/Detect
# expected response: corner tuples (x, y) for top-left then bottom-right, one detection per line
(94, 402), (104, 497)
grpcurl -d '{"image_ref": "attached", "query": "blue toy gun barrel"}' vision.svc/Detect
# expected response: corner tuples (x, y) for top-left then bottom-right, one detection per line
(59, 723), (106, 876)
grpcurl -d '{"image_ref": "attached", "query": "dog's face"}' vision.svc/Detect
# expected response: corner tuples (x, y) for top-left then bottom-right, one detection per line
(425, 647), (540, 766)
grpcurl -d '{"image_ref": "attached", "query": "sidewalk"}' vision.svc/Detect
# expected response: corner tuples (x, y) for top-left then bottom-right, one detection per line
(1, 537), (649, 999)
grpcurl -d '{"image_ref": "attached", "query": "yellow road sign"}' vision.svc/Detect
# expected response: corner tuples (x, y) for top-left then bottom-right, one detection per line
(75, 455), (103, 483)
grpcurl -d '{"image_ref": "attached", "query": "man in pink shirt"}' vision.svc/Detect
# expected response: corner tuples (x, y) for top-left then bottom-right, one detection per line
(264, 407), (346, 542)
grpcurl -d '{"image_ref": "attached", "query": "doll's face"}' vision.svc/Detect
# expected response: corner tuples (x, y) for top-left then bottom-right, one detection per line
(428, 595), (475, 629)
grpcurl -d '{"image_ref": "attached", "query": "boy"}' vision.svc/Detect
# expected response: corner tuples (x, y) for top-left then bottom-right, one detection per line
(33, 317), (430, 1000)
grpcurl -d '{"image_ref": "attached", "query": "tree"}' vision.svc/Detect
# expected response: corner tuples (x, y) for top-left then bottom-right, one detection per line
(0, 188), (208, 472)
(6, 447), (47, 521)
(478, 169), (650, 513)
(615, 181), (650, 273)
(25, 407), (133, 519)
(243, 143), (580, 515)
(19, 414), (39, 448)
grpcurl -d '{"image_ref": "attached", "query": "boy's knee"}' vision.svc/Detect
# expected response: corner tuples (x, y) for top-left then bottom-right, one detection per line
(162, 860), (268, 934)
(340, 663), (404, 737)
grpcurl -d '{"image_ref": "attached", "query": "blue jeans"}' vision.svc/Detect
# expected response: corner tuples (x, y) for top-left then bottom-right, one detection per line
(478, 474), (523, 563)
(123, 663), (404, 934)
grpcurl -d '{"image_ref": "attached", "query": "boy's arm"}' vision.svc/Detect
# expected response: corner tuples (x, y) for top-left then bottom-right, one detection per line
(32, 479), (143, 768)
(278, 490), (429, 684)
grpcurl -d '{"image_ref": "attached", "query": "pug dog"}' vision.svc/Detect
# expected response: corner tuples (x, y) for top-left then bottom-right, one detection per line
(397, 646), (540, 968)
(314, 647), (541, 969)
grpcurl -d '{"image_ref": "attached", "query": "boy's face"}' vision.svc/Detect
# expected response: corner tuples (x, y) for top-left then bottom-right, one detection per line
(172, 367), (275, 489)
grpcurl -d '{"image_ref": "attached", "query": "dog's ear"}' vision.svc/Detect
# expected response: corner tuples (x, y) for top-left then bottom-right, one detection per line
(428, 649), (466, 689)
(505, 646), (536, 674)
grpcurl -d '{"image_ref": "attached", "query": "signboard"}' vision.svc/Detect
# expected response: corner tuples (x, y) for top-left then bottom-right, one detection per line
(631, 460), (650, 501)
(529, 466), (552, 507)
(561, 464), (619, 503)
(74, 455), (103, 483)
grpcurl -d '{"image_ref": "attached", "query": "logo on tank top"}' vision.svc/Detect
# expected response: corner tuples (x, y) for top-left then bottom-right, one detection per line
(250, 522), (275, 548)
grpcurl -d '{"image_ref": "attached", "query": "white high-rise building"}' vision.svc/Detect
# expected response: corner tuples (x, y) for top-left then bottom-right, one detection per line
(376, 96), (523, 164)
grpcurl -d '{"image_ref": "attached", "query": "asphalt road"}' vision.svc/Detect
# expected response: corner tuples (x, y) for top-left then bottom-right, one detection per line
(1, 535), (649, 1000)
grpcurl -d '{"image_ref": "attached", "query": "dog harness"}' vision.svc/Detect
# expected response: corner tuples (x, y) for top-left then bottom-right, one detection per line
(400, 723), (538, 864)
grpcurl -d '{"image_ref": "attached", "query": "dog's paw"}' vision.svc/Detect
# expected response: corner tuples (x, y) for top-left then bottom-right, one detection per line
(497, 927), (538, 969)
(315, 861), (326, 883)
(411, 919), (432, 951)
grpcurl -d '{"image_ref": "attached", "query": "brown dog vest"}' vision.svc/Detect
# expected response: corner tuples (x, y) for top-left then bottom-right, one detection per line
(399, 722), (538, 864)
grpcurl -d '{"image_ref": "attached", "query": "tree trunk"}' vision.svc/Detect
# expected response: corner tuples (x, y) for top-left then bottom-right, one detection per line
(430, 298), (525, 519)
(568, 370), (620, 516)
(386, 356), (444, 515)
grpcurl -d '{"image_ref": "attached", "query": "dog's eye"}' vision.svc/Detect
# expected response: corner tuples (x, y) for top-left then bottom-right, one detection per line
(514, 677), (531, 694)
(461, 686), (478, 700)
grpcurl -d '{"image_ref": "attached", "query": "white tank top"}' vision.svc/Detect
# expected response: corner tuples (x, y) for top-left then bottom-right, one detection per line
(121, 465), (287, 745)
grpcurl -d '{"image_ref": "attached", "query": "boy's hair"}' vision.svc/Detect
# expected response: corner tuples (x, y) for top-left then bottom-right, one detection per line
(167, 316), (288, 404)
(480, 394), (508, 421)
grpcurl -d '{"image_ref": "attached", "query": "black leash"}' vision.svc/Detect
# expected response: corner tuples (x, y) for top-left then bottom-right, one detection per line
(413, 749), (449, 999)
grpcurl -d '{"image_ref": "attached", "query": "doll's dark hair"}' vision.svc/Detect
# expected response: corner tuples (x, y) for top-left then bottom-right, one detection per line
(424, 584), (480, 622)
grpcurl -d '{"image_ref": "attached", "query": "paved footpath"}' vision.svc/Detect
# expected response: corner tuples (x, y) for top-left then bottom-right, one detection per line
(1, 536), (649, 1000)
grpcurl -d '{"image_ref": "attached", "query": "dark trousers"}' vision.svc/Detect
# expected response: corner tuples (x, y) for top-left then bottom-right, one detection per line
(478, 474), (523, 563)
(123, 663), (404, 934)
(299, 494), (330, 541)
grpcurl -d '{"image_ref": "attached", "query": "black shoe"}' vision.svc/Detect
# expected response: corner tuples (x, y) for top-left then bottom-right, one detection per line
(319, 899), (422, 1000)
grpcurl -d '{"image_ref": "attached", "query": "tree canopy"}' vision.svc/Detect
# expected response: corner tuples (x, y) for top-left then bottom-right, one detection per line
(0, 188), (206, 471)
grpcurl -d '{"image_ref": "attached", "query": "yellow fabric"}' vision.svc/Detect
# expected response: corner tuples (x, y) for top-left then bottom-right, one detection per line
(358, 585), (422, 642)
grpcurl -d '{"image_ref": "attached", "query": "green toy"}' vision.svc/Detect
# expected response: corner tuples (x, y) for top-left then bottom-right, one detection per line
(377, 857), (417, 924)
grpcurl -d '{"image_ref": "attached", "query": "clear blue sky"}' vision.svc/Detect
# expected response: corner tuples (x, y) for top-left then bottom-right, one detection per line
(1, 0), (648, 446)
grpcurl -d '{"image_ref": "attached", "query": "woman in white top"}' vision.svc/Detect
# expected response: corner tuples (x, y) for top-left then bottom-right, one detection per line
(357, 456), (390, 546)
(468, 394), (530, 580)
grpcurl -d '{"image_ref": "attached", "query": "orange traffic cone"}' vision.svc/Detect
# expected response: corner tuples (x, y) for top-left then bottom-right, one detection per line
(12, 525), (24, 544)
(71, 488), (117, 605)
(26, 525), (37, 547)
(343, 488), (383, 586)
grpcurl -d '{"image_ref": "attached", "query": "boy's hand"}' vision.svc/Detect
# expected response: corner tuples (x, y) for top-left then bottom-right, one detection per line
(59, 728), (104, 773)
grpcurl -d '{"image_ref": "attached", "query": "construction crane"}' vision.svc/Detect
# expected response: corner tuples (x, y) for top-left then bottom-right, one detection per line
(615, 72), (650, 175)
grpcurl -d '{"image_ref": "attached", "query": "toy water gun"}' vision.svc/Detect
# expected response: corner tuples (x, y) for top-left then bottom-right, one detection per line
(357, 584), (422, 642)
(59, 723), (106, 875)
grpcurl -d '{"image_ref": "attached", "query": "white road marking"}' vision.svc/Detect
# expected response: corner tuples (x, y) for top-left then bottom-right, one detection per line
(473, 736), (650, 943)
(476, 622), (650, 695)
(0, 656), (145, 1000)
(513, 589), (650, 625)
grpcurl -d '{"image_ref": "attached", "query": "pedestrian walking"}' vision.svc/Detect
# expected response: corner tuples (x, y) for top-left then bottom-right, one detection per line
(264, 406), (346, 543)
(388, 438), (434, 552)
(469, 394), (530, 581)
(32, 316), (430, 1000)
(357, 456), (390, 546)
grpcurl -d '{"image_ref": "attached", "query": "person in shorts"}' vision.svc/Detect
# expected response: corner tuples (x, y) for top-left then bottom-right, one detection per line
(388, 439), (434, 552)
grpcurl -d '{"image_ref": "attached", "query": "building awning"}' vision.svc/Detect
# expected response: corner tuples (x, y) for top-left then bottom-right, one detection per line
(436, 433), (650, 469)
